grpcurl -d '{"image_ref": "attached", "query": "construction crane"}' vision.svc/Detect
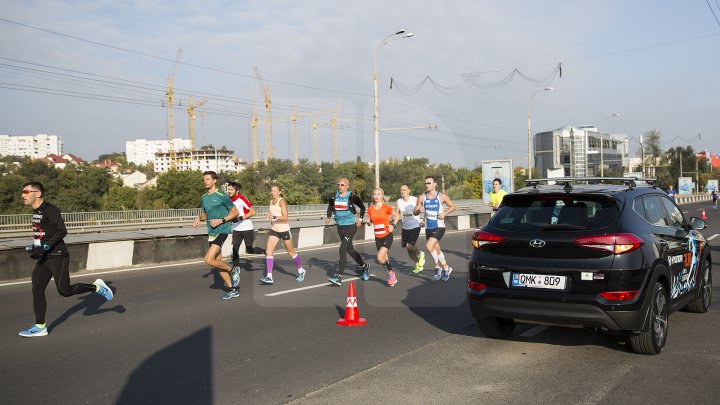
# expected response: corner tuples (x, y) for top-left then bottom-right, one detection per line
(309, 100), (346, 166)
(254, 66), (273, 160)
(166, 49), (182, 170)
(250, 105), (260, 163)
(187, 96), (208, 149)
(290, 106), (304, 165)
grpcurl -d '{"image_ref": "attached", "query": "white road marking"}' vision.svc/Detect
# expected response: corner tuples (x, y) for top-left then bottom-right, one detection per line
(519, 324), (549, 338)
(264, 276), (362, 296)
(0, 228), (477, 289)
(707, 234), (718, 241)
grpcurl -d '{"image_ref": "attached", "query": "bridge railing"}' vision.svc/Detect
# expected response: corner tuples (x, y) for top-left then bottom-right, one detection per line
(0, 200), (486, 237)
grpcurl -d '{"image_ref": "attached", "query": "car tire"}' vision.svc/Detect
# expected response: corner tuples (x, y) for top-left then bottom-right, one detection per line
(476, 317), (515, 338)
(686, 259), (712, 313)
(629, 282), (668, 355)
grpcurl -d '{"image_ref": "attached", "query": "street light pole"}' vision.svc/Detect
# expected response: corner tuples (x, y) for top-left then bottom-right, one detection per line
(599, 113), (620, 177)
(374, 30), (413, 188)
(527, 87), (553, 179)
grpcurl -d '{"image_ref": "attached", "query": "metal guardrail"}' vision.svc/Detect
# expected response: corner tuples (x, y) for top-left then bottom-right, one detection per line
(0, 200), (486, 236)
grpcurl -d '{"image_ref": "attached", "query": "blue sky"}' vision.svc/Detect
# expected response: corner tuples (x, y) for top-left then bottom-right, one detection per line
(1, 0), (719, 168)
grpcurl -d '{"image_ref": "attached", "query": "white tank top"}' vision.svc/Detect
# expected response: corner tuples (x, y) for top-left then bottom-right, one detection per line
(397, 196), (421, 229)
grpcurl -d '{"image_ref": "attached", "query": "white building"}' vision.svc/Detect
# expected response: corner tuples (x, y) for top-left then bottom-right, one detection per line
(0, 134), (63, 158)
(154, 148), (246, 173)
(125, 138), (192, 165)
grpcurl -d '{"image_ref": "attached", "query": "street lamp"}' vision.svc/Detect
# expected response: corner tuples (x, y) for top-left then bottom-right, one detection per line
(374, 29), (413, 188)
(599, 113), (620, 177)
(527, 86), (553, 179)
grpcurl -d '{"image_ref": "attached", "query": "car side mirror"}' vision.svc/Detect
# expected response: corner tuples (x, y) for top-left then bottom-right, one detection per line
(689, 217), (707, 230)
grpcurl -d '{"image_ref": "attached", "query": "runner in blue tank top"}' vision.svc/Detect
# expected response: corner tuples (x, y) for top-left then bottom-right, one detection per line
(414, 175), (456, 282)
(324, 177), (369, 286)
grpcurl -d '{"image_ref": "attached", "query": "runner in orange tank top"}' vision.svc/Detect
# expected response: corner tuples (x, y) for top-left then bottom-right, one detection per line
(366, 187), (399, 287)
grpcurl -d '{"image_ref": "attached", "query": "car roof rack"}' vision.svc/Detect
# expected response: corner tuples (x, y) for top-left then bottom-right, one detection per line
(524, 177), (658, 191)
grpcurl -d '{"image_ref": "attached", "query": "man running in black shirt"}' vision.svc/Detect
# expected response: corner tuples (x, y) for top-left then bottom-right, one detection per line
(18, 181), (113, 338)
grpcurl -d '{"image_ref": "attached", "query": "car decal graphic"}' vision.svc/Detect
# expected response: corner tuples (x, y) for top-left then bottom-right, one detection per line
(671, 233), (703, 299)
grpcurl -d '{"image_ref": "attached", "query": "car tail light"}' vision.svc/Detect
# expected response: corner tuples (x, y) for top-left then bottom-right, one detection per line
(471, 230), (506, 249)
(468, 280), (488, 291)
(574, 233), (644, 254)
(598, 290), (639, 301)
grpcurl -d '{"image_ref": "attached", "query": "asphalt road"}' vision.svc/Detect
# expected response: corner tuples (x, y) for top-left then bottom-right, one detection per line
(1, 201), (718, 404)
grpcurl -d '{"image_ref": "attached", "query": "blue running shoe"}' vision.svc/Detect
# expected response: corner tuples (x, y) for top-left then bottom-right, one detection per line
(361, 262), (370, 281)
(222, 289), (240, 300)
(329, 274), (342, 286)
(441, 267), (453, 282)
(230, 266), (241, 288)
(296, 268), (306, 282)
(259, 276), (274, 285)
(19, 324), (48, 338)
(94, 279), (113, 300)
(433, 268), (442, 281)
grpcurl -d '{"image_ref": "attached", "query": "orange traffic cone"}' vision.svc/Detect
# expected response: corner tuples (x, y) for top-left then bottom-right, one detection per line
(702, 208), (707, 221)
(336, 281), (366, 326)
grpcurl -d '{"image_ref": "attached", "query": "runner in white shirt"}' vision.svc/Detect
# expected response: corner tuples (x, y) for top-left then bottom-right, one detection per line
(227, 182), (265, 268)
(395, 184), (425, 273)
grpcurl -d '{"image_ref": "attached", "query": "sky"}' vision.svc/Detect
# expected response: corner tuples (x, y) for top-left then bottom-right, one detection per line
(1, 0), (719, 169)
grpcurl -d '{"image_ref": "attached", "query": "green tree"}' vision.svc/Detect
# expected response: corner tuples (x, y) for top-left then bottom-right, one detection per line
(53, 166), (113, 212)
(514, 167), (528, 191)
(102, 185), (138, 211)
(136, 187), (166, 210)
(0, 173), (28, 214)
(156, 170), (205, 208)
(464, 168), (483, 199)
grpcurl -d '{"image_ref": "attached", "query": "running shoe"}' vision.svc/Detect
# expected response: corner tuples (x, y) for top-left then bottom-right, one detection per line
(259, 276), (274, 285)
(230, 266), (241, 288)
(19, 324), (48, 337)
(433, 267), (442, 281)
(222, 289), (240, 300)
(296, 268), (306, 282)
(94, 279), (114, 301)
(361, 263), (370, 281)
(329, 274), (342, 286)
(387, 271), (397, 287)
(441, 267), (453, 282)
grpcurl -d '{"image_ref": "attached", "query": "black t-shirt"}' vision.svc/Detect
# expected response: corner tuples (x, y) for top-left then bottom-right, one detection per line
(32, 201), (68, 257)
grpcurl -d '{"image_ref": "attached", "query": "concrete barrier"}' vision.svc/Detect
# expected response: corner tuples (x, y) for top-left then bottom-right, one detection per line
(0, 212), (490, 282)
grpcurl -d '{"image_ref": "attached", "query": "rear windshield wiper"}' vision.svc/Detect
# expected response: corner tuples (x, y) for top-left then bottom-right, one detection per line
(538, 224), (587, 231)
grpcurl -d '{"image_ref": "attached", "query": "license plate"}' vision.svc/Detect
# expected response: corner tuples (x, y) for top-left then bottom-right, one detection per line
(511, 273), (567, 290)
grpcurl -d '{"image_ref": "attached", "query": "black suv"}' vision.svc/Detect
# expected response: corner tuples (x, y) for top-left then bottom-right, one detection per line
(467, 177), (712, 354)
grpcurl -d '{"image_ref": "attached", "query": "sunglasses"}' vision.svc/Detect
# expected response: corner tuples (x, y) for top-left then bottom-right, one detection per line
(337, 183), (347, 186)
(425, 182), (433, 185)
(22, 190), (38, 194)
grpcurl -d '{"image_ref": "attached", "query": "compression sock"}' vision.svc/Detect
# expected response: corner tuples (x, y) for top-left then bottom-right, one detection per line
(292, 254), (303, 269)
(438, 253), (447, 267)
(431, 251), (439, 267)
(266, 256), (274, 275)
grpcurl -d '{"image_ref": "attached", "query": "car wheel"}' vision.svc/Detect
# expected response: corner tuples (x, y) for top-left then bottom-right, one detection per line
(476, 317), (515, 338)
(629, 282), (668, 355)
(686, 259), (712, 313)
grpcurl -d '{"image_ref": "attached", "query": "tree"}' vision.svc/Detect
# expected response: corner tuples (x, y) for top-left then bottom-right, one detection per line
(464, 168), (483, 199)
(102, 185), (138, 211)
(136, 187), (166, 210)
(0, 173), (28, 214)
(155, 170), (205, 208)
(53, 166), (113, 212)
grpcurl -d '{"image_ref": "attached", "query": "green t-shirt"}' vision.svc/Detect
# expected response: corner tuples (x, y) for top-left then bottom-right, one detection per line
(201, 190), (234, 236)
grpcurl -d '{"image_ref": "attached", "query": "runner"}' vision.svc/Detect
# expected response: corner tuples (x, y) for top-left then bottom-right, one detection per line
(488, 177), (507, 216)
(18, 181), (114, 338)
(414, 175), (456, 281)
(367, 188), (399, 286)
(395, 184), (425, 273)
(325, 177), (370, 286)
(259, 184), (306, 285)
(226, 181), (265, 268)
(192, 171), (240, 300)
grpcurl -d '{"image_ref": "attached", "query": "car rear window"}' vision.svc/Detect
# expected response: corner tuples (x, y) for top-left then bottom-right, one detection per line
(489, 194), (618, 231)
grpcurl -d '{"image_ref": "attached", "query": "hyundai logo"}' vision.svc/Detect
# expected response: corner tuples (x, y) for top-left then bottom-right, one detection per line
(529, 239), (546, 248)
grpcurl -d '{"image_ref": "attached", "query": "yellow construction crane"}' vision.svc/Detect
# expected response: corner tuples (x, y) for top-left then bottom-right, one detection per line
(187, 96), (208, 149)
(254, 66), (273, 160)
(290, 106), (305, 166)
(250, 105), (260, 163)
(309, 100), (346, 166)
(166, 49), (182, 170)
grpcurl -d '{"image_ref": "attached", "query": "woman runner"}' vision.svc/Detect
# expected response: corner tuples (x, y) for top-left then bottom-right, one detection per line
(366, 187), (399, 287)
(259, 184), (306, 285)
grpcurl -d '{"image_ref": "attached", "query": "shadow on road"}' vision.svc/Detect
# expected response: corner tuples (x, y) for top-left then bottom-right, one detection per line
(48, 281), (126, 333)
(116, 327), (213, 404)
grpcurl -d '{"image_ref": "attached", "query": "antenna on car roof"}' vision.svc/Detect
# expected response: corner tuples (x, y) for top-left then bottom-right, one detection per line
(563, 181), (573, 193)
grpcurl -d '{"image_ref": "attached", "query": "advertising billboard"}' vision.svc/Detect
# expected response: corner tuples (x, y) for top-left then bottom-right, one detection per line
(678, 177), (693, 195)
(707, 179), (718, 194)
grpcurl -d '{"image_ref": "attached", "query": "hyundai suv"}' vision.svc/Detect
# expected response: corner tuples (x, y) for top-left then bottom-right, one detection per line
(467, 177), (712, 354)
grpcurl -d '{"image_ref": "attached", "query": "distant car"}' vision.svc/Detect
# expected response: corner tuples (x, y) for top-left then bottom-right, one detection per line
(467, 177), (712, 354)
